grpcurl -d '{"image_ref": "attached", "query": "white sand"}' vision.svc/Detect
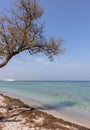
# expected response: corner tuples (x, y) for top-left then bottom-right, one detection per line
(2, 121), (30, 130)
(0, 94), (51, 130)
(33, 117), (44, 125)
(0, 95), (30, 130)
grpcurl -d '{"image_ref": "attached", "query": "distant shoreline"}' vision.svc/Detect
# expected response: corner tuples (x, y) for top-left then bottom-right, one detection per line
(1, 80), (90, 82)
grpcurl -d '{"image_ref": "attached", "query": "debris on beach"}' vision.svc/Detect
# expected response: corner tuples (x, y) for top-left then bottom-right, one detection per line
(0, 94), (90, 130)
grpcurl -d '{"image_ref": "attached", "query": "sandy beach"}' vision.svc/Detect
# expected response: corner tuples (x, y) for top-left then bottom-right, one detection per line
(0, 94), (90, 130)
(42, 109), (90, 129)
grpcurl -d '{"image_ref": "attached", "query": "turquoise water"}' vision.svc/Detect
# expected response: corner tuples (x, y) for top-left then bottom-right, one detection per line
(0, 81), (90, 114)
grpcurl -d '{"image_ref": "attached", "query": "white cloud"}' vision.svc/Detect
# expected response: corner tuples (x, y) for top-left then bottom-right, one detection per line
(34, 58), (44, 62)
(34, 57), (81, 67)
(58, 63), (80, 68)
(34, 58), (51, 65)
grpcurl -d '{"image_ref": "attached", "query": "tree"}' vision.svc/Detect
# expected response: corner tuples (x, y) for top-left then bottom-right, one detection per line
(0, 0), (64, 68)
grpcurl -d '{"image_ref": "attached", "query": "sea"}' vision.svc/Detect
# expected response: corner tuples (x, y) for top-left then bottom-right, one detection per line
(0, 81), (90, 126)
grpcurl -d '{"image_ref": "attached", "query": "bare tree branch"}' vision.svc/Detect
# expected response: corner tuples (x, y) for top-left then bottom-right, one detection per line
(0, 0), (65, 68)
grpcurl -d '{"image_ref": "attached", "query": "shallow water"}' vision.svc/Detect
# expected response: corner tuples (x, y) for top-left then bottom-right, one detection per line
(0, 81), (90, 124)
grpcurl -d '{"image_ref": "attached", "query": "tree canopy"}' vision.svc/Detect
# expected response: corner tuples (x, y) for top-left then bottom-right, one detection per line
(0, 0), (64, 68)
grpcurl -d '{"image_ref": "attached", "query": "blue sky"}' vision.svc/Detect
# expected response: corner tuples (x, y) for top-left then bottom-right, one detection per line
(0, 0), (90, 80)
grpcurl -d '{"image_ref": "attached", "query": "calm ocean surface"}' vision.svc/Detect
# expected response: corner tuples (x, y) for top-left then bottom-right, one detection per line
(0, 81), (90, 118)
